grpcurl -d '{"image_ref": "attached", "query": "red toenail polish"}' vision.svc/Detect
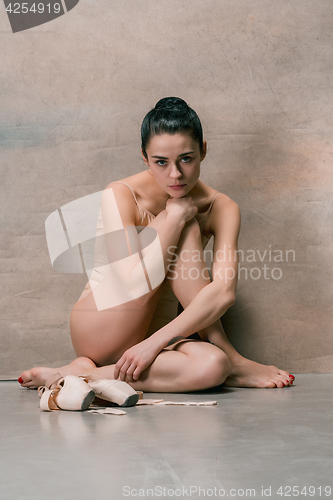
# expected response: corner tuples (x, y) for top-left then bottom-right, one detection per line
(18, 377), (23, 384)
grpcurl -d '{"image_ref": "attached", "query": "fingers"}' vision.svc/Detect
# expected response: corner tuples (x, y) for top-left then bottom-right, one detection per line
(131, 366), (142, 382)
(115, 358), (132, 381)
(114, 358), (124, 380)
(114, 342), (152, 383)
(121, 361), (143, 383)
(115, 353), (141, 382)
(115, 360), (143, 383)
(124, 365), (138, 384)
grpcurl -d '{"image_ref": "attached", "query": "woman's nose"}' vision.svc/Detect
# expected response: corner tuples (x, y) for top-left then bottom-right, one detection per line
(170, 163), (182, 178)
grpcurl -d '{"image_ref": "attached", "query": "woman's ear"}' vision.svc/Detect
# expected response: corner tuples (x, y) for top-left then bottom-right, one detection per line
(200, 140), (207, 162)
(141, 149), (149, 167)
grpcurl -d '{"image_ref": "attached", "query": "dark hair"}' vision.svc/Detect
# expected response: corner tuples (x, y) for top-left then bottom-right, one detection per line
(141, 97), (203, 160)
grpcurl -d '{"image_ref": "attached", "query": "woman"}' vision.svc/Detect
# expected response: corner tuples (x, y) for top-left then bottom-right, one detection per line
(19, 97), (294, 391)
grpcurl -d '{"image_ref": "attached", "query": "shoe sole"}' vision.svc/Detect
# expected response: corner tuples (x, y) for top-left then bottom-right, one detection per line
(119, 393), (139, 407)
(81, 390), (96, 411)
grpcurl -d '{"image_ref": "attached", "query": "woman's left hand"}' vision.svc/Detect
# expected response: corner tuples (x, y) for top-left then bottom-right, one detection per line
(114, 337), (162, 383)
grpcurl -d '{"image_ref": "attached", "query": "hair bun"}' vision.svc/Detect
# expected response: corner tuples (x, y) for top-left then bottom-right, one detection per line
(154, 97), (189, 112)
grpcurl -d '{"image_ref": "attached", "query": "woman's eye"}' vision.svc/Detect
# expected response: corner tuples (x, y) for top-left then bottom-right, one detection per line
(157, 160), (166, 166)
(181, 156), (191, 163)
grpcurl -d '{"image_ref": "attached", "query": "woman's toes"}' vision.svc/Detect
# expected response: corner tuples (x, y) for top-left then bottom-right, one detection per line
(18, 372), (32, 387)
(284, 377), (292, 386)
(21, 379), (33, 388)
(17, 367), (52, 389)
(284, 373), (296, 386)
(20, 382), (32, 388)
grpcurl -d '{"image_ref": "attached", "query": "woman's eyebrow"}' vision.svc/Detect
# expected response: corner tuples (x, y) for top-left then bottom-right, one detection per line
(179, 151), (194, 157)
(151, 151), (194, 159)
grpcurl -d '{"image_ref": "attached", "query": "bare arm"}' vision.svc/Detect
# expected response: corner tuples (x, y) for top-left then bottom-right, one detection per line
(146, 196), (241, 350)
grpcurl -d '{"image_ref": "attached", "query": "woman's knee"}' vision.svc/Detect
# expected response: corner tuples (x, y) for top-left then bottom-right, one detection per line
(199, 348), (231, 388)
(179, 343), (231, 391)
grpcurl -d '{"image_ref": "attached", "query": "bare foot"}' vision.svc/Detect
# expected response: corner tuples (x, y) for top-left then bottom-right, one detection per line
(224, 356), (295, 388)
(18, 357), (97, 389)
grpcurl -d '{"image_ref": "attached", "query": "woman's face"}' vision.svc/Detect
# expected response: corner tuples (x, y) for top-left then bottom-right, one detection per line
(143, 133), (206, 198)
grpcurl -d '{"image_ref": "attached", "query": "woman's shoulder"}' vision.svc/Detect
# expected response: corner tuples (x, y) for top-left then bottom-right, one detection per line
(210, 190), (240, 220)
(104, 173), (147, 203)
(203, 186), (240, 236)
(101, 174), (147, 226)
(198, 180), (238, 208)
(214, 191), (239, 208)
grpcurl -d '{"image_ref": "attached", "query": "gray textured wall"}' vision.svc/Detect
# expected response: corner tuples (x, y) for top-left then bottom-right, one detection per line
(1, 0), (332, 378)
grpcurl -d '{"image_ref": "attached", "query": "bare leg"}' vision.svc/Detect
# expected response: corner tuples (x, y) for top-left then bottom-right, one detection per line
(92, 340), (230, 393)
(19, 214), (230, 391)
(19, 342), (230, 393)
(167, 219), (294, 388)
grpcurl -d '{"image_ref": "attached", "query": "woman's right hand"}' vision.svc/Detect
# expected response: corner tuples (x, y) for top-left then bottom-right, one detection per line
(165, 196), (198, 224)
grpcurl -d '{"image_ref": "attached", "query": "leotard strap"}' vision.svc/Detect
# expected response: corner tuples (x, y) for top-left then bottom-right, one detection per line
(112, 181), (156, 224)
(198, 192), (219, 226)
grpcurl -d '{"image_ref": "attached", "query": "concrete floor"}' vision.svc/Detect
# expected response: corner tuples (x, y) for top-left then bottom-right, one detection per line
(1, 375), (332, 500)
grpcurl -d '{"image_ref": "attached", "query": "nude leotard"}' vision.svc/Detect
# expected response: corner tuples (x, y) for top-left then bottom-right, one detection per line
(79, 182), (219, 301)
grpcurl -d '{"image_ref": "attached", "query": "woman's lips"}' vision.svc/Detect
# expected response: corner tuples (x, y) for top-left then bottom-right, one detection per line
(169, 184), (186, 189)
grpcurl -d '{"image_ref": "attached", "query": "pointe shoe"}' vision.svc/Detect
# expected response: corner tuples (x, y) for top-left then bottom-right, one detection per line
(38, 373), (95, 411)
(80, 375), (139, 407)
